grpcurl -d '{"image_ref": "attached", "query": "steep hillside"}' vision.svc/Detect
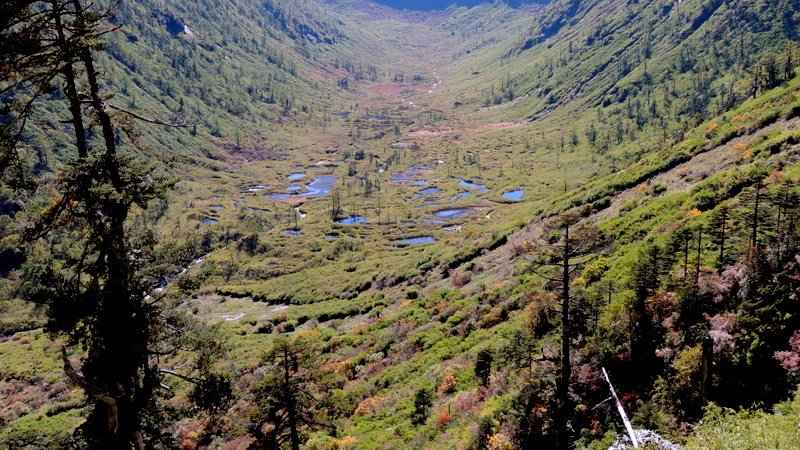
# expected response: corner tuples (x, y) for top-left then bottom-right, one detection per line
(443, 0), (800, 177)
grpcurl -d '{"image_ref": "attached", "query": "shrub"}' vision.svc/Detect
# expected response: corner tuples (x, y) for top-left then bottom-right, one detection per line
(437, 373), (459, 395)
(434, 412), (452, 430)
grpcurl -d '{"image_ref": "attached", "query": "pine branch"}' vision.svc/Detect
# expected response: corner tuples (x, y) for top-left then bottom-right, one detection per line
(105, 103), (196, 128)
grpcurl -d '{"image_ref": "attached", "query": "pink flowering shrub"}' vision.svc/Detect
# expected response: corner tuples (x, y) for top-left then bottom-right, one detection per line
(775, 331), (800, 374)
(705, 313), (737, 355)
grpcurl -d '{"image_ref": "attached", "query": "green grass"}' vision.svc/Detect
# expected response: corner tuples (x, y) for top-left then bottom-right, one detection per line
(686, 391), (800, 449)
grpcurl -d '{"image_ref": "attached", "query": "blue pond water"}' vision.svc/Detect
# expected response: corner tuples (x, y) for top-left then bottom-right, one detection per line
(305, 176), (338, 197)
(421, 218), (448, 224)
(419, 187), (441, 195)
(210, 205), (225, 210)
(335, 216), (368, 225)
(393, 236), (437, 245)
(287, 173), (306, 180)
(268, 176), (339, 200)
(433, 208), (472, 220)
(502, 190), (525, 201)
(333, 111), (351, 116)
(268, 193), (294, 200)
(451, 192), (471, 201)
(282, 229), (303, 236)
(459, 179), (489, 192)
(201, 218), (218, 225)
(325, 234), (341, 239)
(391, 165), (435, 185)
(401, 221), (415, 226)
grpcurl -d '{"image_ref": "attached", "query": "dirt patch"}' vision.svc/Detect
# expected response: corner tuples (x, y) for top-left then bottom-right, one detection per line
(408, 127), (456, 137)
(476, 121), (531, 131)
(373, 85), (427, 97)
(408, 121), (529, 138)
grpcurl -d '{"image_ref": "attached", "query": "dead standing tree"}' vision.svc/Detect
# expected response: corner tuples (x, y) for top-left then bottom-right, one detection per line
(526, 212), (601, 449)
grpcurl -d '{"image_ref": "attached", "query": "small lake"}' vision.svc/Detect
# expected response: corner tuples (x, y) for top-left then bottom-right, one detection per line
(281, 229), (303, 236)
(201, 218), (218, 225)
(335, 216), (368, 225)
(391, 165), (435, 185)
(451, 192), (471, 201)
(502, 190), (524, 201)
(433, 208), (472, 220)
(268, 176), (339, 200)
(421, 218), (448, 224)
(210, 205), (225, 210)
(459, 179), (489, 192)
(325, 234), (341, 239)
(305, 176), (338, 197)
(419, 187), (441, 195)
(268, 193), (294, 200)
(287, 173), (306, 180)
(393, 236), (437, 245)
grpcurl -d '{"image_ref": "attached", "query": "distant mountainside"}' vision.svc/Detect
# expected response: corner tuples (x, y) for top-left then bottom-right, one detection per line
(443, 0), (800, 181)
(369, 0), (546, 11)
(14, 0), (385, 168)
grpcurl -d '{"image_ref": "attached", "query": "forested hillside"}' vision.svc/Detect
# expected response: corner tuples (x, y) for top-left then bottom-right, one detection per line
(3, 0), (800, 448)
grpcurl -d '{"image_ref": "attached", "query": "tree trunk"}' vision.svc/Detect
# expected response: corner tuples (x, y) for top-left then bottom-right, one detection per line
(557, 224), (571, 449)
(51, 1), (88, 159)
(284, 346), (301, 450)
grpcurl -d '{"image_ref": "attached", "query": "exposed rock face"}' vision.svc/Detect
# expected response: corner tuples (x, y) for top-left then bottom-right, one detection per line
(150, 10), (187, 36)
(608, 430), (681, 450)
(163, 13), (184, 35)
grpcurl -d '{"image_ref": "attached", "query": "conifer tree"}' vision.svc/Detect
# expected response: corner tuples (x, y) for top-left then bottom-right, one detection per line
(411, 387), (433, 426)
(250, 340), (329, 449)
(475, 348), (493, 387)
(2, 2), (224, 447)
(527, 212), (601, 449)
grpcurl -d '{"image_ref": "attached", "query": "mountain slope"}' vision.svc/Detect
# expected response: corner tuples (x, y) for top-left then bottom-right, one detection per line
(3, 0), (800, 448)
